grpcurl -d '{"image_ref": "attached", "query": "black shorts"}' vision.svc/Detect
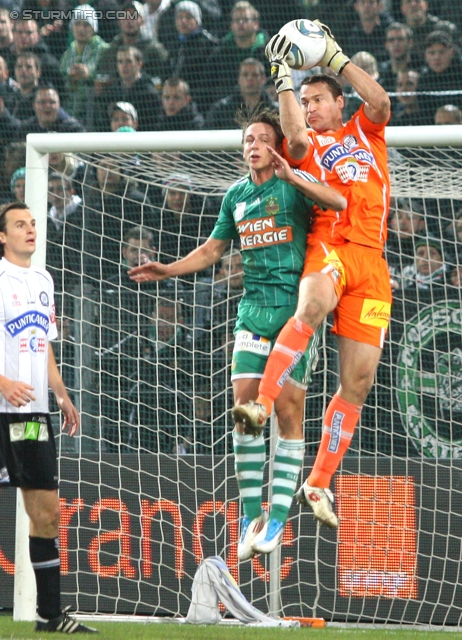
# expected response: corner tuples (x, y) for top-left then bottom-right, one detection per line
(0, 413), (58, 490)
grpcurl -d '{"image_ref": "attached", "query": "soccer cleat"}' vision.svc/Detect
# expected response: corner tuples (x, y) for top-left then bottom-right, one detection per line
(296, 482), (339, 529)
(238, 511), (268, 561)
(231, 401), (268, 436)
(252, 518), (285, 555)
(35, 606), (99, 634)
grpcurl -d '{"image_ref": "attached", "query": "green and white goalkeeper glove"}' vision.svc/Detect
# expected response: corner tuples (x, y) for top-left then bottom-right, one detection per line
(265, 33), (294, 93)
(314, 20), (350, 75)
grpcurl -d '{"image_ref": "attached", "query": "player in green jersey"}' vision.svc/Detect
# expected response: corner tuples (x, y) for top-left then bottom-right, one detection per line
(129, 110), (347, 559)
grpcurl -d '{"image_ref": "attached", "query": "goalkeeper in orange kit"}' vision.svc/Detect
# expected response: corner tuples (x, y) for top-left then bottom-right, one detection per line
(233, 20), (392, 528)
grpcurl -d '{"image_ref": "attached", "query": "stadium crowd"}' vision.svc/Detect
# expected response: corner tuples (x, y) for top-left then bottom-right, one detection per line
(1, 0), (460, 454)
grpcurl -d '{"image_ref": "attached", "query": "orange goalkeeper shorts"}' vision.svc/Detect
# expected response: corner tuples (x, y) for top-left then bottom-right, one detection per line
(302, 237), (392, 348)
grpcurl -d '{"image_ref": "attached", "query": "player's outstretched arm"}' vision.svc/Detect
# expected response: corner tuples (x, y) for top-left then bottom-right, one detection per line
(128, 238), (229, 283)
(267, 146), (347, 211)
(265, 34), (308, 160)
(314, 19), (390, 124)
(340, 62), (390, 124)
(48, 345), (80, 436)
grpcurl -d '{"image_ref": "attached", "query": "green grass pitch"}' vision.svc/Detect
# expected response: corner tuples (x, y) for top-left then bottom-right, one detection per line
(0, 617), (457, 640)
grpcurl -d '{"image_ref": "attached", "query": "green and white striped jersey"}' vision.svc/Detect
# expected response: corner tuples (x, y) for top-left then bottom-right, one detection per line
(211, 173), (314, 307)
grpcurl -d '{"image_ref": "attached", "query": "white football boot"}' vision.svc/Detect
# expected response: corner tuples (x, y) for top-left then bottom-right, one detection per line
(296, 482), (339, 528)
(252, 518), (285, 555)
(238, 511), (268, 561)
(231, 401), (268, 436)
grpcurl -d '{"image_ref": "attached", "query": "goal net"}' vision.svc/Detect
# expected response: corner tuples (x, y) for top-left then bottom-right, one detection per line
(2, 127), (462, 626)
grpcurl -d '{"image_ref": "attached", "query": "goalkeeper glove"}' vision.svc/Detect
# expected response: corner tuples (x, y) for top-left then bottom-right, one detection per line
(314, 20), (350, 75)
(265, 33), (294, 93)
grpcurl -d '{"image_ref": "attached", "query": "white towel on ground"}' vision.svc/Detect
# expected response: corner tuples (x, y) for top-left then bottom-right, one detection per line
(185, 555), (299, 627)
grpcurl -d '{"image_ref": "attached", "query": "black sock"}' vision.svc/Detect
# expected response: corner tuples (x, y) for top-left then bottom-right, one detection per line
(29, 536), (61, 620)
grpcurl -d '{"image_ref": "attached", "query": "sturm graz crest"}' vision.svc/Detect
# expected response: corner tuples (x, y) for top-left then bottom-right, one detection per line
(396, 301), (462, 458)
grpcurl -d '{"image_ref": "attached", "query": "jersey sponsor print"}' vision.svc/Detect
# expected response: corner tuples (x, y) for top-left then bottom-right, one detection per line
(283, 104), (390, 250)
(211, 174), (315, 307)
(0, 258), (57, 413)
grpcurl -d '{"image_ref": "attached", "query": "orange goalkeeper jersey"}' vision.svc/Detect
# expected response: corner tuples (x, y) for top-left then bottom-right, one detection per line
(283, 104), (390, 250)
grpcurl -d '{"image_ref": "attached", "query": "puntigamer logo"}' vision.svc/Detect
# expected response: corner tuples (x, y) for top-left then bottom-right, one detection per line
(396, 302), (462, 458)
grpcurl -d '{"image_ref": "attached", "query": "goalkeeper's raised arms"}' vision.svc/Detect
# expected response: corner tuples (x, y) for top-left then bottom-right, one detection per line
(314, 19), (350, 75)
(265, 33), (294, 93)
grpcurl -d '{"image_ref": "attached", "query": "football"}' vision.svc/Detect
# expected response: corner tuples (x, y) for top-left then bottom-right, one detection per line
(278, 19), (327, 70)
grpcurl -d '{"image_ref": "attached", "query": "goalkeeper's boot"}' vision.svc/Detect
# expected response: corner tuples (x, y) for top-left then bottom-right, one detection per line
(252, 518), (285, 555)
(296, 482), (339, 529)
(231, 401), (268, 436)
(35, 606), (99, 634)
(238, 511), (268, 561)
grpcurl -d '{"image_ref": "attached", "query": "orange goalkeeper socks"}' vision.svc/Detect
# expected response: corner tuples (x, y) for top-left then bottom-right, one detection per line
(308, 394), (362, 489)
(256, 317), (314, 415)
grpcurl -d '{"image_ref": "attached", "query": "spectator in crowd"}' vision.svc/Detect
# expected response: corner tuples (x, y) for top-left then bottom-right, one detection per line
(156, 76), (204, 130)
(100, 224), (158, 349)
(418, 31), (462, 125)
(0, 56), (18, 110)
(386, 198), (429, 287)
(110, 101), (139, 131)
(142, 0), (173, 42)
(5, 18), (63, 95)
(438, 0), (462, 32)
(0, 10), (13, 59)
(95, 0), (169, 90)
(205, 57), (276, 129)
(156, 172), (214, 263)
(400, 237), (449, 304)
(96, 45), (162, 131)
(15, 86), (85, 136)
(129, 293), (194, 453)
(345, 0), (393, 62)
(99, 224), (158, 449)
(84, 157), (149, 282)
(59, 5), (109, 125)
(194, 247), (243, 335)
(21, 0), (68, 58)
(219, 0), (311, 39)
(379, 22), (416, 93)
(168, 0), (219, 112)
(443, 209), (462, 260)
(48, 151), (85, 193)
(449, 264), (462, 288)
(157, 0), (222, 50)
(10, 166), (25, 202)
(210, 1), (268, 100)
(0, 85), (12, 145)
(351, 50), (380, 79)
(10, 53), (41, 120)
(399, 0), (458, 63)
(0, 55), (14, 86)
(82, 0), (123, 45)
(346, 0), (393, 62)
(435, 104), (462, 124)
(105, 224), (158, 289)
(0, 141), (25, 200)
(390, 235), (450, 349)
(389, 68), (424, 125)
(46, 171), (84, 293)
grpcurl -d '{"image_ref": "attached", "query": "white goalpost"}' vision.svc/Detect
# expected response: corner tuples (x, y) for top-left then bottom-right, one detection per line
(8, 124), (462, 626)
